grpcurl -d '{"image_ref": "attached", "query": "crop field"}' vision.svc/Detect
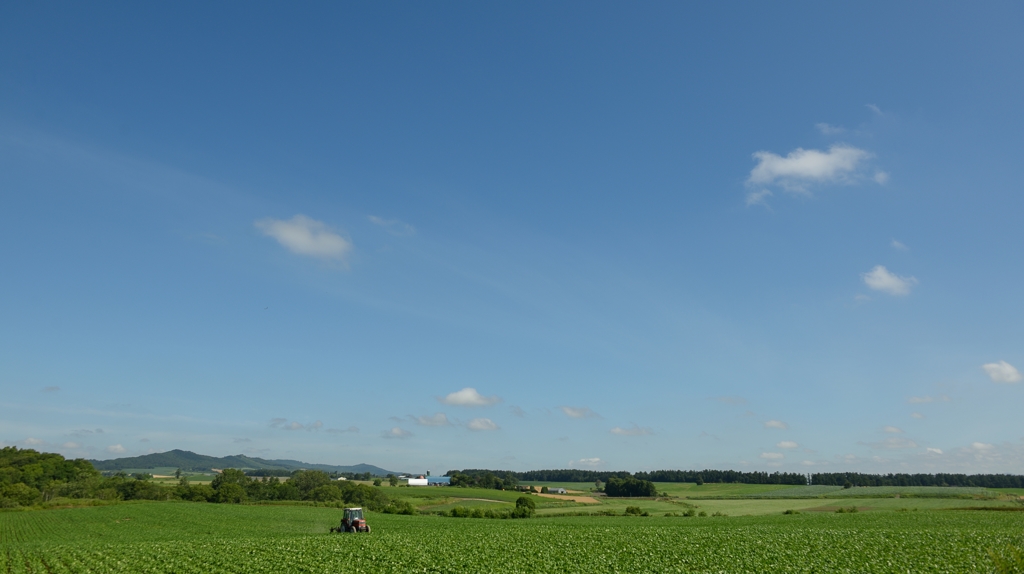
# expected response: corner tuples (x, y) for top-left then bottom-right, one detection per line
(2, 502), (1024, 572)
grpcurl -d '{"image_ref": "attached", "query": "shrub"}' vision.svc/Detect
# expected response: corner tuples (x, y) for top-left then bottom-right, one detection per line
(449, 506), (471, 518)
(624, 506), (643, 516)
(783, 509), (800, 515)
(697, 511), (707, 517)
(515, 496), (536, 510)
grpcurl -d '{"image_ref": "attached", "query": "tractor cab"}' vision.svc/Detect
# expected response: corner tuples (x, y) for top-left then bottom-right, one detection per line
(331, 507), (370, 533)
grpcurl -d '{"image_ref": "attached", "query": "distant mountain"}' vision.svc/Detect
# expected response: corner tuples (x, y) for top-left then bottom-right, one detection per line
(88, 449), (402, 476)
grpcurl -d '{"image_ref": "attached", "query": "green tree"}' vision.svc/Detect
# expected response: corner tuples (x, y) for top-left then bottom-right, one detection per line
(388, 474), (398, 487)
(373, 478), (383, 487)
(215, 482), (246, 503)
(290, 470), (331, 498)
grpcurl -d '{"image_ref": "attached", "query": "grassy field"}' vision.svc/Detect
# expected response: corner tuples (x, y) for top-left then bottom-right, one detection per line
(2, 502), (1023, 572)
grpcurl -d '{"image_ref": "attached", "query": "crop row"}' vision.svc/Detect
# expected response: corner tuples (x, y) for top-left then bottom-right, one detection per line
(3, 505), (1024, 572)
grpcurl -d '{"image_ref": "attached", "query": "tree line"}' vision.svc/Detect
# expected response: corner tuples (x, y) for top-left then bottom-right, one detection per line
(811, 472), (1024, 488)
(448, 467), (1024, 488)
(0, 447), (413, 512)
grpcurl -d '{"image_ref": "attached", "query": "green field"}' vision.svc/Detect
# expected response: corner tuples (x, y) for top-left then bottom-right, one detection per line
(2, 502), (1024, 572)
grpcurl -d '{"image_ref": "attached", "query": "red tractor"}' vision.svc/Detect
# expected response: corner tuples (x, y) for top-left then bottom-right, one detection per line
(331, 507), (370, 533)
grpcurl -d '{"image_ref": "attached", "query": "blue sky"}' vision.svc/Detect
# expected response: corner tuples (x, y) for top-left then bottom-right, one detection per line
(2, 2), (1022, 475)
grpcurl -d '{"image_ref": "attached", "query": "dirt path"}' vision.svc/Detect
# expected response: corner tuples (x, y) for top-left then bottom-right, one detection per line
(535, 493), (600, 504)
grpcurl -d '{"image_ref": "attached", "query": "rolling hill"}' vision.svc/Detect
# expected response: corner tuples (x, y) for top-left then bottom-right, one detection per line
(88, 449), (402, 476)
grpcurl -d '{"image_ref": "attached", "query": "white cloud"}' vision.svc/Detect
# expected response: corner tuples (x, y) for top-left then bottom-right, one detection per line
(306, 420), (323, 432)
(560, 406), (601, 419)
(107, 444), (126, 454)
(982, 361), (1022, 384)
(413, 413), (451, 427)
(866, 104), (882, 115)
(569, 457), (603, 467)
(800, 460), (819, 466)
(816, 123), (845, 135)
(911, 412), (924, 419)
(972, 442), (994, 451)
(509, 406), (526, 418)
(908, 395), (950, 404)
(926, 448), (943, 455)
(610, 424), (653, 436)
(873, 171), (890, 184)
(748, 144), (871, 192)
(24, 437), (44, 445)
(760, 452), (784, 460)
(285, 422), (304, 431)
(368, 215), (416, 236)
(862, 265), (917, 296)
(776, 441), (799, 449)
(467, 418), (499, 431)
(326, 426), (359, 434)
(42, 386), (61, 393)
(883, 426), (903, 434)
(745, 189), (773, 208)
(764, 420), (788, 430)
(255, 215), (352, 260)
(382, 427), (412, 439)
(891, 239), (908, 251)
(62, 442), (81, 449)
(440, 388), (502, 407)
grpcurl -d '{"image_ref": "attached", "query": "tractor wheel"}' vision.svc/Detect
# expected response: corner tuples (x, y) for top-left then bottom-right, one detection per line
(365, 526), (371, 533)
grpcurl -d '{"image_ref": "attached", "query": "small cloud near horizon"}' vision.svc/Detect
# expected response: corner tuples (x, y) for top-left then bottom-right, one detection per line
(747, 144), (872, 193)
(777, 441), (798, 449)
(440, 388), (502, 407)
(982, 361), (1022, 384)
(107, 444), (126, 454)
(467, 418), (499, 431)
(764, 420), (788, 430)
(569, 457), (603, 468)
(382, 427), (412, 439)
(412, 413), (451, 427)
(560, 406), (601, 419)
(255, 215), (352, 261)
(610, 424), (653, 436)
(862, 265), (917, 296)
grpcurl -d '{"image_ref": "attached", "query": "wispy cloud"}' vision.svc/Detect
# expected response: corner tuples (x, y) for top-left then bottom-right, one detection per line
(467, 418), (499, 431)
(883, 426), (903, 434)
(269, 418), (321, 431)
(107, 444), (126, 454)
(326, 426), (359, 434)
(439, 388), (502, 407)
(382, 427), (412, 439)
(24, 437), (45, 446)
(509, 406), (526, 418)
(610, 424), (653, 436)
(255, 215), (352, 261)
(745, 189), (773, 208)
(569, 457), (602, 467)
(560, 406), (601, 419)
(911, 413), (924, 419)
(748, 144), (872, 193)
(764, 420), (788, 430)
(368, 215), (416, 236)
(891, 239), (909, 251)
(971, 442), (994, 451)
(412, 413), (451, 427)
(862, 265), (917, 296)
(776, 441), (798, 449)
(62, 441), (81, 449)
(926, 447), (943, 455)
(873, 171), (890, 184)
(866, 104), (883, 115)
(816, 123), (845, 135)
(760, 452), (784, 460)
(982, 361), (1022, 384)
